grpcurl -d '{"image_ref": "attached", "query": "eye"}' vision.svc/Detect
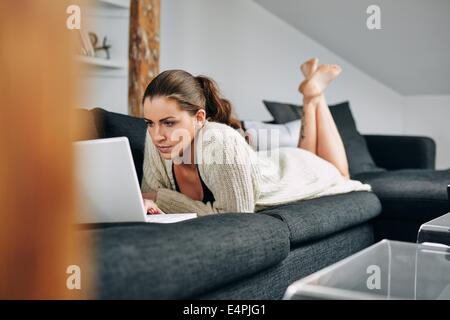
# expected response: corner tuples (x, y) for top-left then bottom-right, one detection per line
(144, 120), (154, 127)
(164, 121), (176, 127)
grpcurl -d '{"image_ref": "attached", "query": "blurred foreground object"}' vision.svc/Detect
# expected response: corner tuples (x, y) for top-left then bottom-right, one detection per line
(0, 0), (92, 299)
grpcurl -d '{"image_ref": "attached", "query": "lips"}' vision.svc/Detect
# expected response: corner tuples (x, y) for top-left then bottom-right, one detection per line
(156, 145), (173, 153)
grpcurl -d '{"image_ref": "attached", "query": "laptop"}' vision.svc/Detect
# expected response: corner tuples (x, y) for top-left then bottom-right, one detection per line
(74, 137), (197, 224)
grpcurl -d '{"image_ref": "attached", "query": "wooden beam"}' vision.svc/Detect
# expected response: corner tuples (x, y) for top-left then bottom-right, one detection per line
(128, 0), (160, 117)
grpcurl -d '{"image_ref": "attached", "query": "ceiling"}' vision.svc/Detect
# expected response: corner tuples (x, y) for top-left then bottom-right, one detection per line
(254, 0), (450, 95)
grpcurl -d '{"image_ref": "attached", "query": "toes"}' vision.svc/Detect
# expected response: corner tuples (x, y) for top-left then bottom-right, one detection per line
(311, 58), (319, 72)
(316, 64), (342, 75)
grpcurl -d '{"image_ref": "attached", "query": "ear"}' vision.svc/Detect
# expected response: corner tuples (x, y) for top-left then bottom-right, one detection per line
(195, 109), (206, 126)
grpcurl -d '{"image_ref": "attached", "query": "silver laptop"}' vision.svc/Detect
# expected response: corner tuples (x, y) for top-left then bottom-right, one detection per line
(74, 137), (151, 223)
(74, 137), (197, 224)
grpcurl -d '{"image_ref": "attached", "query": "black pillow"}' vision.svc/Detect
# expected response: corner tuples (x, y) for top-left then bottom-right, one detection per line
(263, 100), (302, 124)
(263, 100), (382, 176)
(90, 108), (147, 184)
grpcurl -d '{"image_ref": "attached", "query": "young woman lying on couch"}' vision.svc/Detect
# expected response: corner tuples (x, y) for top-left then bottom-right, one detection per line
(141, 58), (371, 215)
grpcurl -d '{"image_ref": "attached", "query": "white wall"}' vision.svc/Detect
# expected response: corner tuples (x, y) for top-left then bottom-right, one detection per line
(160, 0), (405, 135)
(404, 96), (450, 169)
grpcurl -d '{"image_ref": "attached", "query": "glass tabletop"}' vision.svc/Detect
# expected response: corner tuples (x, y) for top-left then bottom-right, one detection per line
(284, 240), (450, 300)
(419, 212), (450, 232)
(417, 212), (450, 246)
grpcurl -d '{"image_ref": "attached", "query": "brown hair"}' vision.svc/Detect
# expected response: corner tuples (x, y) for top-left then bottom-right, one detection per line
(0, 0), (90, 298)
(142, 70), (243, 130)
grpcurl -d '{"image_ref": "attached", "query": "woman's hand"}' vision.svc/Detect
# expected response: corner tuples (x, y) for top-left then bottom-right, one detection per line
(143, 198), (165, 215)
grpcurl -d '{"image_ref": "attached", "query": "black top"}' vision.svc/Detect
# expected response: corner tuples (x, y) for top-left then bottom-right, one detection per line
(172, 164), (215, 205)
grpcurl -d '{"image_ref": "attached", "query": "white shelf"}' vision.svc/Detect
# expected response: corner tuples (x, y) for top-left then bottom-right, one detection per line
(76, 55), (126, 69)
(98, 0), (130, 9)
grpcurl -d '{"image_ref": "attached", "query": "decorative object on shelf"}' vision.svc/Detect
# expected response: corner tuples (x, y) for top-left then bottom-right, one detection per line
(76, 29), (122, 69)
(78, 29), (95, 57)
(88, 32), (112, 60)
(128, 0), (160, 117)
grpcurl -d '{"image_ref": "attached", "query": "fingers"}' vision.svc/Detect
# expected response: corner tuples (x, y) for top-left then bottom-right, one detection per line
(147, 207), (161, 215)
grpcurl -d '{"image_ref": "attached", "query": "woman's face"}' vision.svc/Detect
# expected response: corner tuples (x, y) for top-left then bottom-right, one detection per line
(143, 96), (205, 161)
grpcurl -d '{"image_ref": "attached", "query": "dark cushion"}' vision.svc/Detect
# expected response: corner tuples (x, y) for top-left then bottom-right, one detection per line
(263, 100), (302, 124)
(82, 213), (290, 299)
(258, 191), (381, 246)
(89, 108), (147, 184)
(354, 169), (450, 222)
(263, 100), (381, 176)
(330, 103), (383, 175)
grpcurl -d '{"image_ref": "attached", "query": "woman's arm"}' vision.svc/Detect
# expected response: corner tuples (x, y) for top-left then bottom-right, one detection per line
(142, 192), (157, 201)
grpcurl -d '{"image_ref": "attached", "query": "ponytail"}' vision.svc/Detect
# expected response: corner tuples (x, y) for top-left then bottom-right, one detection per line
(196, 76), (242, 131)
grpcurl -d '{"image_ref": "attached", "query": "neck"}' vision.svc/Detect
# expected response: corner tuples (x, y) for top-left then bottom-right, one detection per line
(174, 139), (196, 168)
(174, 123), (204, 168)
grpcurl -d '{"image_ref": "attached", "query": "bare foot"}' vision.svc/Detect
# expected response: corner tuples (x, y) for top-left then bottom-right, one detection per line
(300, 57), (319, 79)
(299, 64), (342, 98)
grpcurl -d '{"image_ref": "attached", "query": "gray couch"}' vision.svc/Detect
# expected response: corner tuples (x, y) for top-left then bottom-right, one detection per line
(76, 104), (450, 299)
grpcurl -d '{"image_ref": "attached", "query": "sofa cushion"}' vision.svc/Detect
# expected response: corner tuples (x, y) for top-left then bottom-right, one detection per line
(354, 169), (450, 222)
(81, 213), (290, 299)
(259, 191), (381, 246)
(198, 223), (374, 299)
(263, 100), (381, 176)
(263, 100), (302, 124)
(329, 103), (383, 176)
(89, 108), (147, 183)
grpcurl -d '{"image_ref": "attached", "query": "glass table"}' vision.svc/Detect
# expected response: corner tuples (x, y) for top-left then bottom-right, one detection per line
(417, 185), (450, 246)
(284, 240), (450, 300)
(417, 212), (450, 246)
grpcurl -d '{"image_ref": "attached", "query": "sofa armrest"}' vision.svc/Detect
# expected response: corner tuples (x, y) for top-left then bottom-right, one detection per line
(363, 134), (436, 170)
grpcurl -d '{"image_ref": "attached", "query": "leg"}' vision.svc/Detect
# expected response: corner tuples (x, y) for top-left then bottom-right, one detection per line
(297, 58), (319, 153)
(297, 94), (349, 178)
(297, 96), (318, 154)
(315, 94), (350, 179)
(297, 59), (350, 178)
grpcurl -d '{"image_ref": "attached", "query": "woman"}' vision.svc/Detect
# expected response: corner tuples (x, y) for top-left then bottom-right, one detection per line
(141, 58), (370, 215)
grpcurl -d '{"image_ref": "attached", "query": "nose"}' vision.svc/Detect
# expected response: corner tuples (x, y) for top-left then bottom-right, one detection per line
(151, 125), (166, 143)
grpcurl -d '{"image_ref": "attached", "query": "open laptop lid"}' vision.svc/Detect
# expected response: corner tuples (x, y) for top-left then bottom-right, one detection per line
(74, 137), (147, 223)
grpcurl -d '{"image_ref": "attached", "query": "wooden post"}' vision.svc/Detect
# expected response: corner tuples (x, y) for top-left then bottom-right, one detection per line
(128, 0), (160, 117)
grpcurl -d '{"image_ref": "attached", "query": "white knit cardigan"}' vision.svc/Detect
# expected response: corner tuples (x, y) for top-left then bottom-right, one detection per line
(141, 120), (371, 215)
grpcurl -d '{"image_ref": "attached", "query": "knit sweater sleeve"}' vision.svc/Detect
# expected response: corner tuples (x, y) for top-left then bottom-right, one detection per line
(154, 126), (261, 215)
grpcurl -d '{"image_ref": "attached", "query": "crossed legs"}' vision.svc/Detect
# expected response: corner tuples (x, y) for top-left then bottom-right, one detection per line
(297, 58), (350, 179)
